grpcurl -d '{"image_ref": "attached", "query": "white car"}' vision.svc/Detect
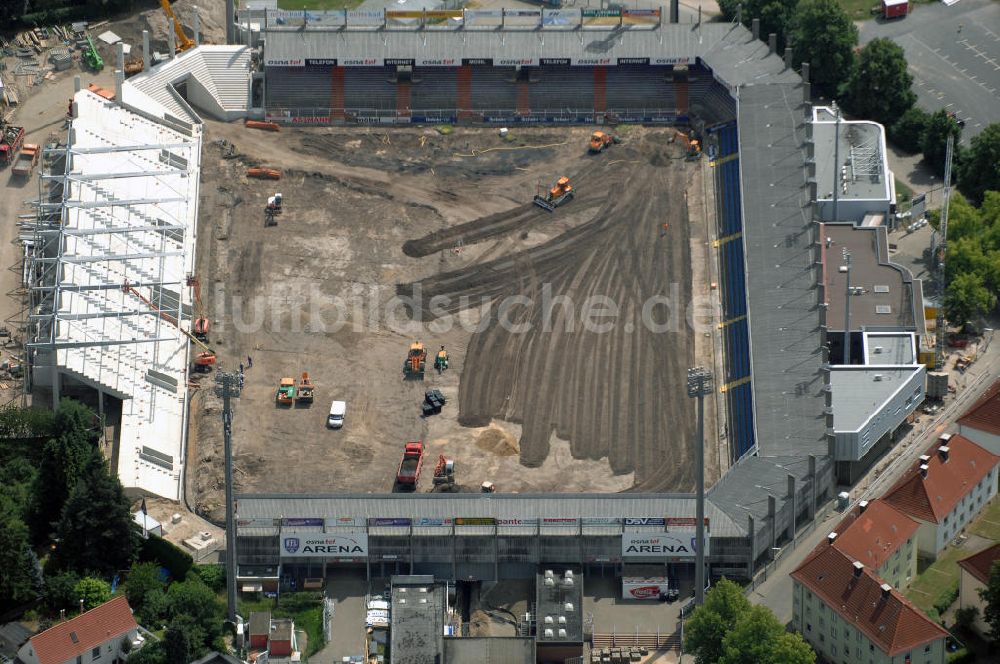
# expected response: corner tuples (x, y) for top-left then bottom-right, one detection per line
(327, 400), (346, 429)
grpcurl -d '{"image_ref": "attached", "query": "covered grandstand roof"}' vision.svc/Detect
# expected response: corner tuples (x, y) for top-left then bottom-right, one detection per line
(263, 22), (797, 88)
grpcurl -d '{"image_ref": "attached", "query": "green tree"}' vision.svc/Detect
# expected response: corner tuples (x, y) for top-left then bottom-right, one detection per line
(124, 562), (164, 619)
(0, 498), (42, 609)
(164, 614), (206, 662)
(945, 271), (996, 327)
(684, 579), (753, 664)
(191, 564), (226, 592)
(42, 571), (81, 616)
(166, 576), (222, 629)
(846, 38), (916, 128)
(922, 109), (963, 174)
(126, 641), (166, 664)
(718, 605), (816, 664)
(718, 0), (799, 52)
(979, 558), (1000, 642)
(790, 0), (858, 97)
(958, 124), (1000, 206)
(891, 107), (931, 154)
(52, 451), (136, 577)
(954, 605), (978, 633)
(74, 576), (112, 611)
(27, 399), (100, 545)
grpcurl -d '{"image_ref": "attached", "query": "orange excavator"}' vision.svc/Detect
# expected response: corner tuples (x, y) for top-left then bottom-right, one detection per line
(588, 131), (620, 153)
(187, 275), (210, 342)
(160, 0), (196, 53)
(533, 176), (574, 212)
(122, 280), (217, 372)
(403, 341), (427, 380)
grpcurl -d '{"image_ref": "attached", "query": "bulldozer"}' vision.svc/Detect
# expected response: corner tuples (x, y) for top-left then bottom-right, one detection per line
(434, 346), (449, 374)
(533, 176), (574, 212)
(588, 131), (620, 154)
(404, 342), (427, 380)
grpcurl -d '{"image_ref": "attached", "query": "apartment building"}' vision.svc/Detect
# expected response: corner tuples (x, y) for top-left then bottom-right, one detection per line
(882, 434), (1000, 558)
(792, 544), (949, 664)
(828, 499), (919, 590)
(957, 542), (1000, 637)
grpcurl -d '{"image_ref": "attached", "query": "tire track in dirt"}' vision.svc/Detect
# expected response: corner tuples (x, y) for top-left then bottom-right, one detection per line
(398, 136), (697, 489)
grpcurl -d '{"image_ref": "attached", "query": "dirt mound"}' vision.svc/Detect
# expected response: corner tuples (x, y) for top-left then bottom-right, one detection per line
(476, 427), (520, 457)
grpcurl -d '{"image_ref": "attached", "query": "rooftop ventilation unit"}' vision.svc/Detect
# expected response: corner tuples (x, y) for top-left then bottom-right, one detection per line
(873, 374), (884, 381)
(875, 305), (892, 314)
(544, 628), (554, 638)
(874, 285), (890, 293)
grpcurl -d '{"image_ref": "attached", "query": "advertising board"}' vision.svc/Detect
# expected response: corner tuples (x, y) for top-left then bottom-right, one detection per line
(542, 9), (581, 27)
(503, 9), (542, 28)
(236, 517), (278, 528)
(622, 532), (708, 557)
(281, 533), (368, 558)
(464, 9), (503, 28)
(326, 516), (364, 527)
(414, 517), (453, 526)
(425, 9), (463, 28)
(346, 9), (385, 27)
(264, 57), (304, 67)
(582, 517), (621, 526)
(622, 577), (669, 600)
(281, 517), (324, 527)
(455, 517), (496, 526)
(624, 518), (665, 526)
(621, 8), (661, 26)
(666, 517), (710, 528)
(368, 518), (412, 526)
(496, 518), (539, 527)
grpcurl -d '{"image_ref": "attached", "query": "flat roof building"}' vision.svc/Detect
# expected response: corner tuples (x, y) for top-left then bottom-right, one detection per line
(390, 576), (445, 664)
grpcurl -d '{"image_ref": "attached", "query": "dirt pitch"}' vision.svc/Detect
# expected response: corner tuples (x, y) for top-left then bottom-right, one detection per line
(189, 123), (714, 521)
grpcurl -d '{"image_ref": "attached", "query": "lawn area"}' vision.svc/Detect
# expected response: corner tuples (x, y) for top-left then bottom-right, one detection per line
(276, 0), (363, 9)
(895, 177), (914, 204)
(905, 545), (965, 618)
(238, 592), (326, 660)
(968, 497), (1000, 540)
(838, 0), (880, 21)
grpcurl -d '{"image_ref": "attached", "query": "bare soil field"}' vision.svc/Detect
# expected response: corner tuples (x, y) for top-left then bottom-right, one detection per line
(190, 122), (707, 521)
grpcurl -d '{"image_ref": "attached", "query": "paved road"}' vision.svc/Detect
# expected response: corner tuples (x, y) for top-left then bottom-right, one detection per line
(858, 0), (1000, 141)
(750, 342), (1000, 623)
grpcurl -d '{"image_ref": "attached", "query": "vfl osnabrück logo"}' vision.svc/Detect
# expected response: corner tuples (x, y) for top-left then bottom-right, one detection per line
(283, 537), (301, 554)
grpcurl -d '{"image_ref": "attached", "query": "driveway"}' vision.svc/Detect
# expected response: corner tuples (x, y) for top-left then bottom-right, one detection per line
(858, 0), (1000, 142)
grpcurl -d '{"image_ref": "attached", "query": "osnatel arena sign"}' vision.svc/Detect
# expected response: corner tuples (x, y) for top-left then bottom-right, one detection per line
(281, 534), (368, 558)
(621, 532), (709, 558)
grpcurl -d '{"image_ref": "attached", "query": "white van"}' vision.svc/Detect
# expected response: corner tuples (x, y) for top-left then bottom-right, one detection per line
(327, 400), (346, 429)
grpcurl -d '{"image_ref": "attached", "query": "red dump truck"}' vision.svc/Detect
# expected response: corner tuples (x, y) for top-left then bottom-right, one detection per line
(396, 441), (424, 487)
(12, 143), (39, 177)
(0, 123), (25, 167)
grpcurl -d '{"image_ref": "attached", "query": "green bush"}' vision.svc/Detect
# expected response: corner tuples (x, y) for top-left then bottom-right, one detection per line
(933, 585), (960, 615)
(947, 648), (975, 664)
(890, 107), (931, 154)
(191, 564), (225, 593)
(138, 535), (193, 581)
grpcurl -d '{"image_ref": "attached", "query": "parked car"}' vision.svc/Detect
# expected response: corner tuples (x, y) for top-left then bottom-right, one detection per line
(327, 400), (346, 429)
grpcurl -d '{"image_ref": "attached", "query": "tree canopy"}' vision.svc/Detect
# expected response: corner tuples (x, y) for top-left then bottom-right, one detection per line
(790, 0), (857, 97)
(978, 559), (1000, 643)
(52, 451), (136, 577)
(74, 576), (112, 611)
(685, 580), (815, 664)
(922, 109), (963, 175)
(937, 192), (1000, 326)
(0, 497), (42, 610)
(846, 38), (916, 128)
(718, 0), (799, 52)
(958, 123), (1000, 206)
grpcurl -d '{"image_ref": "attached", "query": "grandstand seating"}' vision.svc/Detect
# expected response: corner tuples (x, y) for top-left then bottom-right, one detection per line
(266, 65), (334, 115)
(344, 68), (397, 114)
(711, 122), (755, 460)
(411, 67), (458, 115)
(605, 65), (675, 114)
(529, 66), (594, 116)
(469, 66), (518, 113)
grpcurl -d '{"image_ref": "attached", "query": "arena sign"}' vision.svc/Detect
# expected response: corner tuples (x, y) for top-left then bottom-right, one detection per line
(622, 532), (709, 557)
(281, 533), (368, 558)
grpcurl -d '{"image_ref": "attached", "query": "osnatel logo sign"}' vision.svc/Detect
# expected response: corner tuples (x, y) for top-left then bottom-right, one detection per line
(621, 533), (708, 557)
(281, 534), (368, 558)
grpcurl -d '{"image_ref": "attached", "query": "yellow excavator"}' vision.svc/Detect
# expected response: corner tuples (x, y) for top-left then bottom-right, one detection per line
(161, 0), (195, 53)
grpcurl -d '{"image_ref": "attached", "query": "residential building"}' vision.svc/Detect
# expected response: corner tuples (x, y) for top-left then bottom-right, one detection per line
(957, 379), (1000, 456)
(16, 596), (139, 664)
(957, 542), (1000, 637)
(882, 434), (1000, 558)
(828, 499), (919, 590)
(791, 544), (949, 664)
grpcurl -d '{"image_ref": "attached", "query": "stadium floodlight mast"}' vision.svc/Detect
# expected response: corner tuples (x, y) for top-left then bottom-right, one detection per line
(687, 367), (713, 606)
(842, 248), (852, 365)
(217, 370), (242, 625)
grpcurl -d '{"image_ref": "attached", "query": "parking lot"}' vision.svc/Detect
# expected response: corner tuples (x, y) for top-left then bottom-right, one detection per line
(858, 0), (1000, 141)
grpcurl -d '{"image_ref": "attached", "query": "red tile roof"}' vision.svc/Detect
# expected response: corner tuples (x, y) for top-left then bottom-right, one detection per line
(791, 545), (948, 656)
(958, 542), (1000, 585)
(958, 379), (1000, 437)
(830, 499), (919, 569)
(882, 434), (1000, 524)
(28, 596), (136, 664)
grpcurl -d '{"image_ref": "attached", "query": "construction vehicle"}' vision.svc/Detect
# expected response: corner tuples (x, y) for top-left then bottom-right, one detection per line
(675, 131), (702, 161)
(396, 441), (425, 487)
(11, 143), (38, 177)
(187, 276), (210, 342)
(404, 341), (427, 379)
(83, 35), (103, 71)
(122, 281), (217, 372)
(533, 176), (574, 212)
(434, 346), (449, 373)
(160, 0), (196, 53)
(0, 122), (25, 167)
(276, 377), (296, 406)
(296, 372), (315, 404)
(267, 193), (283, 215)
(588, 131), (619, 153)
(124, 56), (144, 77)
(432, 455), (455, 487)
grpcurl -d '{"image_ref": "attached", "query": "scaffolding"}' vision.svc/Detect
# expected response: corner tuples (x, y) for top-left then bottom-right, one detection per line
(23, 89), (202, 500)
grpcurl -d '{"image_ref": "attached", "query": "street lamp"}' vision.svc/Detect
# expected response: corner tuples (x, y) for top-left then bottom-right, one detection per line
(687, 367), (713, 606)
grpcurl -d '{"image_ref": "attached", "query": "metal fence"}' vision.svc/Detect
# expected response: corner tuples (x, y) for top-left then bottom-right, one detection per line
(263, 106), (687, 125)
